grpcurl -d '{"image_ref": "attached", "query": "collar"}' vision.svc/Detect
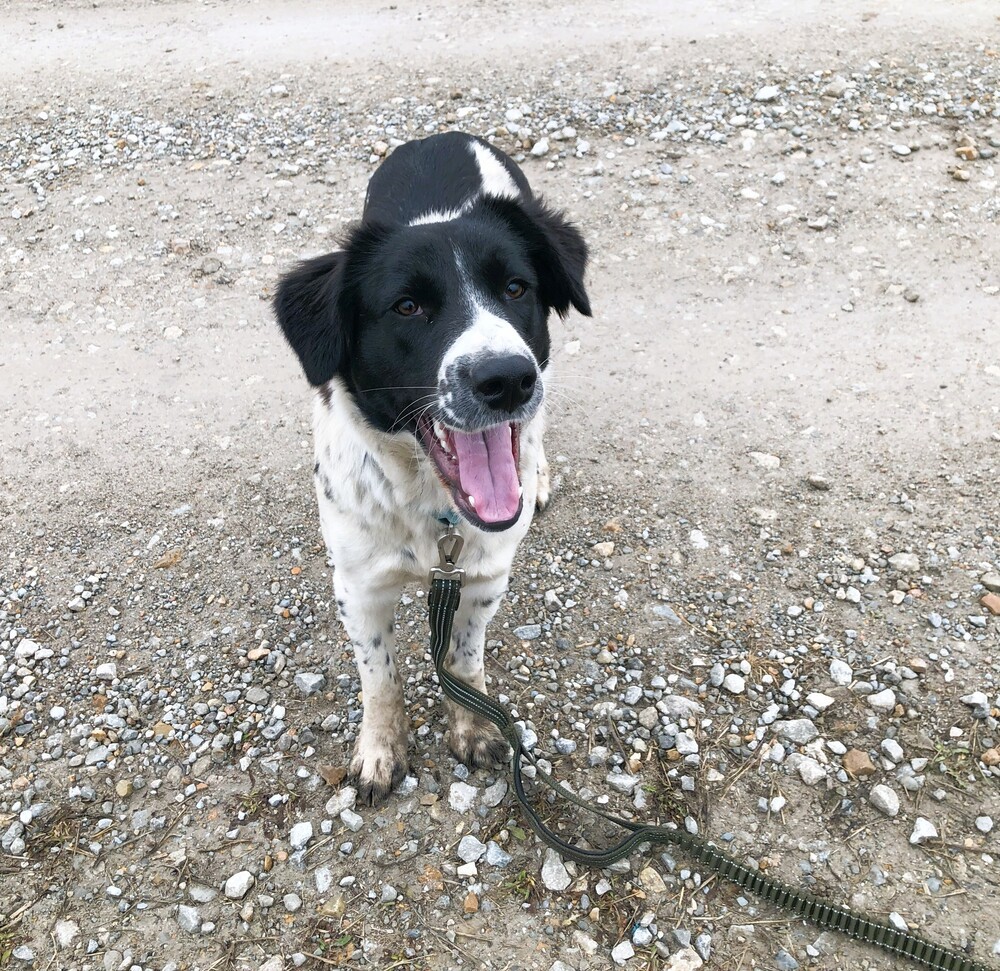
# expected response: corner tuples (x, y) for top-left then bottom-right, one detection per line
(435, 509), (460, 528)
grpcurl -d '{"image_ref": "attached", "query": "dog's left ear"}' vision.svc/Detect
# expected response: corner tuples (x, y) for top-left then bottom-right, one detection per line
(487, 196), (592, 318)
(273, 251), (347, 386)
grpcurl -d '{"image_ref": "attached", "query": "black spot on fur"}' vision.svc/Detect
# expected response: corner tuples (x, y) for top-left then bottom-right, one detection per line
(361, 451), (390, 489)
(402, 548), (416, 562)
(372, 634), (382, 648)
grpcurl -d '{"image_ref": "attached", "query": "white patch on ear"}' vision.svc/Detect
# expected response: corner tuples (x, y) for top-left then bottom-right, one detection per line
(469, 142), (520, 200)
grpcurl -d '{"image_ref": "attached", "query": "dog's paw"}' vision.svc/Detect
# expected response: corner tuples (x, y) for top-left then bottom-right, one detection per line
(447, 715), (511, 769)
(535, 456), (552, 513)
(348, 728), (408, 806)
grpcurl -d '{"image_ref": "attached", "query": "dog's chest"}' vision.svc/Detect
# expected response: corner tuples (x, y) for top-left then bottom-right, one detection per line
(312, 389), (532, 583)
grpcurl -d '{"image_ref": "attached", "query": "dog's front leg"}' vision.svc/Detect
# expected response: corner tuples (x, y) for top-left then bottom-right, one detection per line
(444, 575), (512, 768)
(335, 573), (408, 805)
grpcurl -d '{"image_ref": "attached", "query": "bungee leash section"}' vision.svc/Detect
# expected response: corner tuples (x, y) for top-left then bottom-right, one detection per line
(427, 529), (994, 971)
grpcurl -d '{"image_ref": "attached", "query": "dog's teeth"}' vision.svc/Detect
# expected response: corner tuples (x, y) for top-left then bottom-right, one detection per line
(518, 486), (524, 498)
(466, 495), (476, 508)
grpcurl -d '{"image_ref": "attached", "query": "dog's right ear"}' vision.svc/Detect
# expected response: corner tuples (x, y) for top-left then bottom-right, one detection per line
(273, 251), (347, 387)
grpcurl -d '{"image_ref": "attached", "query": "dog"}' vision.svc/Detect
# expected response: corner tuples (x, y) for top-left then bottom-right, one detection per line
(274, 131), (591, 804)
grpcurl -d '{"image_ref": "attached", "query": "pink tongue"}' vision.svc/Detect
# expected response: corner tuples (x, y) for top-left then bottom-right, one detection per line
(450, 424), (521, 523)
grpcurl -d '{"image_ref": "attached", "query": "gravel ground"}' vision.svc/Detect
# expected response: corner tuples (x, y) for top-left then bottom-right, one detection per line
(2, 1), (999, 969)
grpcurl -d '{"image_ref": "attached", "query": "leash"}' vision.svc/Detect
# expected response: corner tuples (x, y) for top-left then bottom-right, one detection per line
(427, 525), (994, 971)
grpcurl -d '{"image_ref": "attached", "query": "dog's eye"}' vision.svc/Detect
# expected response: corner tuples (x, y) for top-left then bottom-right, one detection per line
(393, 298), (422, 317)
(504, 280), (527, 300)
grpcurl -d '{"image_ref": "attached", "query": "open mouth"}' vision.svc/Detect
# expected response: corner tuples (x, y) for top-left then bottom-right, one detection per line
(416, 415), (524, 531)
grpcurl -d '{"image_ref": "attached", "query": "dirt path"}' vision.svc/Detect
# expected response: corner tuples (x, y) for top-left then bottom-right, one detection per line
(1, 1), (999, 970)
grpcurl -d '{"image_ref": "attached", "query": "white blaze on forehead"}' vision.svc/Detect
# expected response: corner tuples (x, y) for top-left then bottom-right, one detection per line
(438, 252), (536, 382)
(469, 142), (520, 200)
(438, 303), (536, 383)
(409, 205), (468, 227)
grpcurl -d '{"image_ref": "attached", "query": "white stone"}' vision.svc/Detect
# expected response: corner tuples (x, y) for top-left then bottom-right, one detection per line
(723, 674), (746, 694)
(449, 781), (478, 812)
(881, 739), (904, 763)
(910, 817), (938, 844)
(960, 691), (988, 708)
(457, 835), (487, 863)
(797, 757), (826, 786)
(14, 638), (39, 659)
(774, 719), (818, 744)
(607, 771), (639, 794)
(976, 816), (994, 834)
(95, 662), (117, 681)
(829, 659), (852, 685)
(540, 847), (572, 891)
(674, 731), (699, 755)
(611, 940), (636, 965)
(666, 947), (704, 970)
(749, 450), (781, 469)
(689, 529), (709, 550)
(176, 904), (201, 933)
(223, 870), (255, 899)
(324, 787), (357, 816)
(888, 552), (919, 572)
(340, 809), (363, 832)
(289, 821), (313, 850)
(806, 692), (835, 711)
(53, 919), (80, 949)
(293, 672), (326, 696)
(869, 784), (900, 817)
(531, 138), (550, 157)
(889, 912), (909, 932)
(868, 688), (897, 711)
(754, 85), (781, 102)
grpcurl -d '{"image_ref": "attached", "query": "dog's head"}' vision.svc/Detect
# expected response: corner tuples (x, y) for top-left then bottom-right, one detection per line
(274, 195), (590, 532)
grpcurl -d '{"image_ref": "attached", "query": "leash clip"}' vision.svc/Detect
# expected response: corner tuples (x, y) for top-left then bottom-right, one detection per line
(430, 525), (465, 585)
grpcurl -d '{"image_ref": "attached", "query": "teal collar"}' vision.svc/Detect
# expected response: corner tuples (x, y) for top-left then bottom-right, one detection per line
(436, 509), (460, 527)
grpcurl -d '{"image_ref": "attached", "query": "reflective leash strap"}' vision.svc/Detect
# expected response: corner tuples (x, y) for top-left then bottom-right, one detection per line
(427, 538), (994, 971)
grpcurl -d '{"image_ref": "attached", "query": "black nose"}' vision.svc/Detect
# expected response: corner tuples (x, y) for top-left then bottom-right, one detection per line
(470, 354), (538, 413)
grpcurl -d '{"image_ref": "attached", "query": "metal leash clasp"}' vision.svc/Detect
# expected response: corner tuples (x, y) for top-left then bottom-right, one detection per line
(430, 525), (465, 585)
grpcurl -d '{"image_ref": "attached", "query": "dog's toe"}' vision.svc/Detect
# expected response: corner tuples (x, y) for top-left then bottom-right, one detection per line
(535, 465), (552, 513)
(348, 732), (408, 806)
(448, 719), (511, 769)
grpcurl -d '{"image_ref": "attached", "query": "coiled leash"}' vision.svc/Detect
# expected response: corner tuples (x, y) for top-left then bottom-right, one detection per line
(427, 526), (994, 971)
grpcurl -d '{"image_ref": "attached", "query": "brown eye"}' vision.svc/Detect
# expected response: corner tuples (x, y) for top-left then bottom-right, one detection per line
(394, 298), (421, 316)
(504, 280), (526, 300)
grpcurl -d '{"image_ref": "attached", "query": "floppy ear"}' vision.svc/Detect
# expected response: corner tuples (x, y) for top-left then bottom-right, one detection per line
(273, 251), (347, 386)
(485, 196), (591, 318)
(525, 198), (592, 318)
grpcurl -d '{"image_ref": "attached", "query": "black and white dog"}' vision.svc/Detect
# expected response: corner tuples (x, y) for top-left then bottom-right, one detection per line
(274, 131), (590, 803)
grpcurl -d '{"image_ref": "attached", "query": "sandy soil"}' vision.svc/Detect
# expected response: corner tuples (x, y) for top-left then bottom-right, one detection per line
(1, 1), (999, 970)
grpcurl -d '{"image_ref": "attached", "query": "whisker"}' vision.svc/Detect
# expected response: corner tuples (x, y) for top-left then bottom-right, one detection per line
(390, 393), (439, 432)
(357, 384), (438, 395)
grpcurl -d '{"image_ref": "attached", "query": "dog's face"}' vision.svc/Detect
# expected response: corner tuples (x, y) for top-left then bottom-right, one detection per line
(275, 195), (590, 532)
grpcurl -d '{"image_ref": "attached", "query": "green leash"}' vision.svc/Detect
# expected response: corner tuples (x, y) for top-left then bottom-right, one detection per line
(427, 532), (994, 971)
